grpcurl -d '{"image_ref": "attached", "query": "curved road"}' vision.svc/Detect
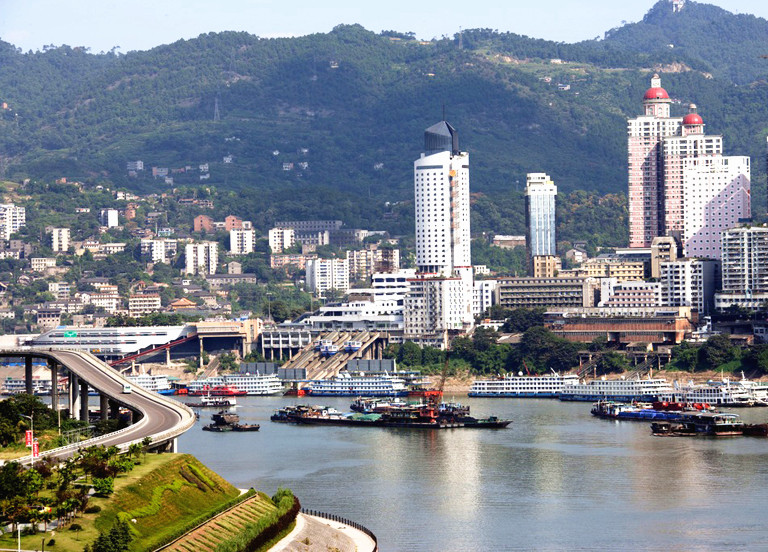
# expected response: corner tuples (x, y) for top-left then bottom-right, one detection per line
(2, 348), (195, 462)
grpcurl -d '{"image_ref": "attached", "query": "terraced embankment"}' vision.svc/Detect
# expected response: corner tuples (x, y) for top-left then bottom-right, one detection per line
(94, 454), (244, 551)
(163, 493), (284, 551)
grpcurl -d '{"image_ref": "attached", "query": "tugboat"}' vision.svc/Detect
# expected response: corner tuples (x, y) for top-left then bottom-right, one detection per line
(202, 410), (260, 432)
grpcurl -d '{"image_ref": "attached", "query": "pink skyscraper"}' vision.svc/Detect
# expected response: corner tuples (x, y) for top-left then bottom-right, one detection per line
(627, 75), (750, 258)
(627, 74), (681, 248)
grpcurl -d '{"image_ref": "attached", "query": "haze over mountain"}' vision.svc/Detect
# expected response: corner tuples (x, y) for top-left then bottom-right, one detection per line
(0, 0), (767, 242)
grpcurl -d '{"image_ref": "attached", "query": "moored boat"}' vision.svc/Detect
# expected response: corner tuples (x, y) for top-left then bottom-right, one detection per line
(469, 372), (579, 398)
(559, 376), (673, 402)
(651, 411), (744, 436)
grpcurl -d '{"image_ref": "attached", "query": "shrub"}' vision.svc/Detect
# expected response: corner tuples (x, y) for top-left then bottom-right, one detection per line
(85, 505), (102, 514)
(93, 477), (114, 496)
(70, 523), (83, 532)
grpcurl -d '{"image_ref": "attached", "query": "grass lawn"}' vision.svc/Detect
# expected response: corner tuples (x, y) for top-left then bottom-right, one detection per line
(0, 453), (242, 552)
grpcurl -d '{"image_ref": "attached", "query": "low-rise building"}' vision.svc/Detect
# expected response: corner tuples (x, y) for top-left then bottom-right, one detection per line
(495, 277), (596, 309)
(30, 257), (57, 272)
(128, 294), (162, 316)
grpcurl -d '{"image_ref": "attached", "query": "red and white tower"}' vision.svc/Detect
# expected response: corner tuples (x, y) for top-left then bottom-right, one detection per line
(627, 74), (682, 248)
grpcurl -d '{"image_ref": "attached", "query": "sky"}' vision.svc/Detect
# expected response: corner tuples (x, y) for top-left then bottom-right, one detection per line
(1, 0), (768, 54)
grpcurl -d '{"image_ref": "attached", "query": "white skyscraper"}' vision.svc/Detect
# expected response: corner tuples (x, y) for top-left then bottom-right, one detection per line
(404, 120), (474, 348)
(0, 204), (25, 240)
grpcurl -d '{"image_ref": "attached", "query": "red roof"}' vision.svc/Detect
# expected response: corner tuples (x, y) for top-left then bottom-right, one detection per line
(682, 113), (703, 125)
(643, 87), (669, 100)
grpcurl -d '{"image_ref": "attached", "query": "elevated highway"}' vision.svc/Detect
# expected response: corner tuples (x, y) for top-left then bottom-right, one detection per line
(0, 348), (195, 463)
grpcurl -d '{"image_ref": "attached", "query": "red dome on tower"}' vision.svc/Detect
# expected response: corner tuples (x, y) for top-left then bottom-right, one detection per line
(682, 113), (703, 125)
(643, 87), (669, 100)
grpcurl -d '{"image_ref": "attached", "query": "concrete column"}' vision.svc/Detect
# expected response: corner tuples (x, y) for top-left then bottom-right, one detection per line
(48, 359), (58, 414)
(199, 337), (205, 368)
(100, 394), (109, 421)
(166, 347), (171, 366)
(69, 373), (80, 420)
(79, 380), (89, 422)
(109, 400), (119, 419)
(25, 355), (33, 395)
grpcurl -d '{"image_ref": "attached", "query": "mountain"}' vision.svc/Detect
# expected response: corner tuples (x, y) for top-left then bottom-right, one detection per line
(0, 0), (767, 245)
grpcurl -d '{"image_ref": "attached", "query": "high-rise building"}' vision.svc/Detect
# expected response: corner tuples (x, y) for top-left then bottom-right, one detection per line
(659, 258), (716, 314)
(404, 120), (473, 348)
(628, 75), (750, 257)
(50, 228), (70, 253)
(715, 226), (768, 311)
(184, 242), (218, 275)
(230, 229), (255, 255)
(525, 172), (557, 265)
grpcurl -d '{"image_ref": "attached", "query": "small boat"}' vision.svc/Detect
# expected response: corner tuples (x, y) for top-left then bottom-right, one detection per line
(651, 411), (744, 437)
(184, 395), (237, 408)
(202, 410), (259, 432)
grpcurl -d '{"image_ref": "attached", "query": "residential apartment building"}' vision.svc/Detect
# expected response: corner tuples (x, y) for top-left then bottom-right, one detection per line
(306, 258), (349, 297)
(270, 253), (316, 271)
(599, 279), (662, 308)
(30, 257), (56, 272)
(659, 258), (717, 314)
(99, 209), (119, 228)
(185, 242), (218, 275)
(128, 294), (162, 316)
(50, 228), (70, 253)
(715, 225), (768, 311)
(140, 238), (177, 264)
(0, 204), (25, 240)
(268, 227), (296, 254)
(230, 229), (255, 255)
(346, 246), (400, 281)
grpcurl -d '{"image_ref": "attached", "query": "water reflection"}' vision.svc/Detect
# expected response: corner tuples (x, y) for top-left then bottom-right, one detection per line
(179, 397), (768, 551)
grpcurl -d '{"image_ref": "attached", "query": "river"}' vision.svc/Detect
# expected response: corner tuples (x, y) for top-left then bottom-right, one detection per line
(178, 396), (768, 551)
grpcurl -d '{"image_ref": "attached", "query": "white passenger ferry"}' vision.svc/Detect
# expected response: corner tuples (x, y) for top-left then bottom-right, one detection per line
(306, 371), (408, 397)
(559, 377), (673, 402)
(660, 376), (768, 407)
(469, 373), (580, 398)
(126, 374), (171, 393)
(187, 374), (284, 396)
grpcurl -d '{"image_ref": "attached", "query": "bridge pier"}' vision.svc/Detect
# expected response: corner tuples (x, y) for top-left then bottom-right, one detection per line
(79, 380), (89, 422)
(110, 400), (120, 420)
(199, 337), (205, 368)
(166, 347), (171, 367)
(100, 394), (109, 421)
(25, 355), (33, 394)
(69, 373), (81, 420)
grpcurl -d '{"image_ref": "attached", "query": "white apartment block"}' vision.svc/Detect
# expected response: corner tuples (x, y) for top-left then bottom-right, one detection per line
(128, 294), (162, 316)
(99, 209), (119, 228)
(599, 279), (662, 308)
(0, 204), (26, 240)
(473, 279), (497, 316)
(50, 228), (71, 253)
(660, 258), (716, 314)
(30, 257), (56, 272)
(185, 242), (218, 275)
(404, 277), (469, 348)
(48, 282), (71, 301)
(682, 155), (750, 259)
(715, 226), (768, 311)
(306, 258), (349, 297)
(230, 229), (255, 255)
(268, 227), (295, 253)
(346, 247), (400, 281)
(140, 238), (177, 264)
(82, 292), (120, 314)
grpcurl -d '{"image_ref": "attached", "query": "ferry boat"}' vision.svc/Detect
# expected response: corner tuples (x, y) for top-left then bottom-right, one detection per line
(659, 378), (767, 407)
(559, 376), (673, 402)
(305, 371), (408, 397)
(126, 374), (172, 394)
(184, 395), (237, 408)
(651, 411), (744, 436)
(187, 374), (283, 396)
(272, 403), (511, 429)
(469, 372), (579, 398)
(590, 400), (693, 422)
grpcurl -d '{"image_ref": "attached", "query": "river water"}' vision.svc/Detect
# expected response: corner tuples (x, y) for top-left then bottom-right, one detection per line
(178, 397), (768, 551)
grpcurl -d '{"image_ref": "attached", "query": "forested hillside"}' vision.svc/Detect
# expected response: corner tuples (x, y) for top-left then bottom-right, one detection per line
(0, 0), (767, 247)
